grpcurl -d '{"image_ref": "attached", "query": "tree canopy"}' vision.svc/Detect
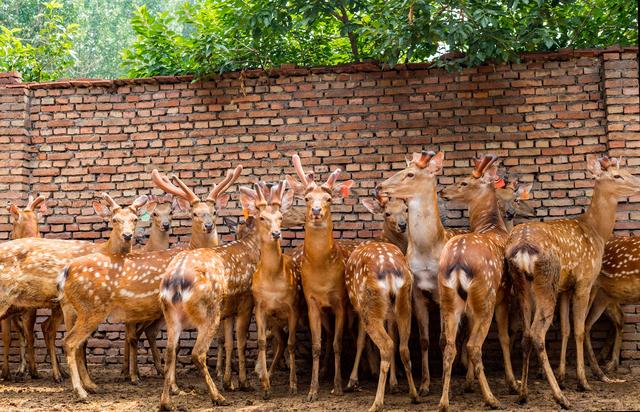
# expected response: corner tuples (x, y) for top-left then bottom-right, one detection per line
(0, 0), (637, 81)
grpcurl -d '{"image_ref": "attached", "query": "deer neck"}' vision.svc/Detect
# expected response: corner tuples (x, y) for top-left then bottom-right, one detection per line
(12, 227), (40, 240)
(100, 237), (132, 257)
(304, 216), (335, 262)
(468, 188), (507, 234)
(189, 228), (219, 249)
(258, 238), (285, 279)
(145, 225), (170, 251)
(406, 182), (446, 253)
(580, 181), (619, 241)
(382, 223), (408, 253)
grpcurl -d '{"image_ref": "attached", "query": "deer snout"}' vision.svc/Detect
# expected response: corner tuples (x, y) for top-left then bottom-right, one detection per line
(162, 222), (171, 231)
(271, 230), (281, 239)
(204, 222), (214, 233)
(311, 207), (321, 217)
(398, 221), (407, 232)
(123, 232), (133, 241)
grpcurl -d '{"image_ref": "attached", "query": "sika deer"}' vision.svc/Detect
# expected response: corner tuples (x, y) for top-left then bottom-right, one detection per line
(286, 154), (354, 401)
(507, 155), (640, 408)
(437, 155), (510, 412)
(361, 194), (408, 253)
(345, 240), (418, 411)
(1, 194), (47, 381)
(583, 235), (640, 381)
(158, 185), (265, 410)
(250, 181), (303, 399)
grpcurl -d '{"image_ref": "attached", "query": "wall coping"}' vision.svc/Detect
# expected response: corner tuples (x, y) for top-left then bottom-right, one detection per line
(1, 46), (637, 90)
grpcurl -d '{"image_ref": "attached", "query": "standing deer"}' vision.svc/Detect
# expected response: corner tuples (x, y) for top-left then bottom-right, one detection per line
(507, 155), (640, 408)
(285, 154), (354, 401)
(121, 195), (180, 379)
(1, 194), (47, 381)
(436, 154), (510, 412)
(249, 181), (303, 399)
(158, 183), (266, 410)
(361, 194), (408, 253)
(345, 239), (418, 411)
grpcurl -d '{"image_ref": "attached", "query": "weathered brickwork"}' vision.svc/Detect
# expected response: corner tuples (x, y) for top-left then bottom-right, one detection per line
(0, 47), (638, 370)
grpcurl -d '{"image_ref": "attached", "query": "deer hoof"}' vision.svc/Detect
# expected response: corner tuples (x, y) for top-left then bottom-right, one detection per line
(331, 385), (343, 396)
(130, 377), (140, 386)
(74, 387), (89, 401)
(368, 402), (384, 412)
(289, 385), (297, 396)
(517, 393), (528, 405)
(170, 384), (180, 395)
(159, 402), (175, 411)
(213, 397), (230, 406)
(418, 384), (430, 397)
(486, 397), (501, 409)
(345, 380), (359, 392)
(262, 390), (271, 400)
(306, 391), (318, 402)
(556, 394), (571, 410)
(577, 381), (592, 392)
(437, 402), (449, 412)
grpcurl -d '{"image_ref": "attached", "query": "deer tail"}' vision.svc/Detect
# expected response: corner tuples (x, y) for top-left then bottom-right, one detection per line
(55, 265), (70, 301)
(507, 242), (540, 276)
(441, 263), (473, 301)
(160, 255), (193, 305)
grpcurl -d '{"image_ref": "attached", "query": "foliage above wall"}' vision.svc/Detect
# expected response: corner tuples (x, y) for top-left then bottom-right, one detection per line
(0, 0), (638, 81)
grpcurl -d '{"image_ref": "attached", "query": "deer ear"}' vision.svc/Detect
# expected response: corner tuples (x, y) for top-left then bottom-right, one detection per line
(8, 203), (20, 220)
(286, 175), (306, 197)
(427, 152), (444, 173)
(141, 200), (158, 215)
(215, 194), (230, 211)
(280, 189), (295, 214)
(361, 198), (384, 215)
(92, 201), (111, 219)
(586, 154), (604, 177)
(239, 192), (257, 217)
(481, 165), (499, 185)
(332, 180), (354, 198)
(518, 184), (533, 200)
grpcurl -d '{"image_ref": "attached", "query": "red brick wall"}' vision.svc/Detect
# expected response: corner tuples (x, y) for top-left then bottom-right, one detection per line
(0, 47), (638, 370)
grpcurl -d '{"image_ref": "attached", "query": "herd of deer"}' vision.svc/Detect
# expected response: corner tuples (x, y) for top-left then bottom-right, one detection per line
(0, 150), (639, 412)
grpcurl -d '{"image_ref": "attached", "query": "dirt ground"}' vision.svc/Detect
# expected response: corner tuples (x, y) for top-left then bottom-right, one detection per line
(1, 364), (639, 412)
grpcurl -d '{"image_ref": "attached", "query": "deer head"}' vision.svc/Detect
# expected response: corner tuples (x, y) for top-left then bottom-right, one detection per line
(7, 193), (47, 239)
(376, 150), (445, 199)
(286, 154), (353, 228)
(152, 166), (242, 238)
(142, 195), (179, 233)
(240, 181), (294, 243)
(361, 194), (408, 234)
(587, 155), (640, 198)
(496, 179), (535, 220)
(93, 193), (148, 247)
(440, 154), (499, 202)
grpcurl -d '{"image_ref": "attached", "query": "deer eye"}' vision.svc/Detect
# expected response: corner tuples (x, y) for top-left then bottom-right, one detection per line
(460, 181), (468, 186)
(385, 212), (391, 217)
(406, 172), (415, 178)
(613, 174), (622, 179)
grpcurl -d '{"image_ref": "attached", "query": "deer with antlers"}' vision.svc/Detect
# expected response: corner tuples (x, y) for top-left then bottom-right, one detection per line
(248, 180), (304, 400)
(158, 181), (270, 410)
(436, 154), (510, 411)
(506, 155), (640, 408)
(285, 154), (354, 401)
(1, 194), (49, 381)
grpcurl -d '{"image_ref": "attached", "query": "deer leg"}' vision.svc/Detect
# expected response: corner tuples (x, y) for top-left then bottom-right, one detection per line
(194, 314), (229, 407)
(517, 281), (534, 404)
(268, 327), (285, 378)
(412, 288), (431, 396)
(1, 318), (11, 381)
(121, 323), (132, 379)
(467, 305), (500, 409)
(306, 301), (322, 402)
(364, 318), (394, 412)
(332, 301), (346, 396)
(572, 285), (592, 392)
(235, 309), (253, 391)
(387, 319), (399, 393)
(125, 323), (140, 385)
(63, 312), (103, 400)
(20, 310), (39, 379)
(145, 319), (163, 376)
(605, 303), (624, 374)
(557, 291), (571, 387)
(43, 306), (65, 382)
(222, 317), (234, 390)
(437, 290), (464, 412)
(14, 316), (27, 380)
(287, 310), (299, 395)
(584, 289), (610, 381)
(255, 306), (270, 399)
(160, 307), (181, 411)
(396, 285), (418, 403)
(346, 318), (365, 391)
(215, 329), (225, 379)
(320, 313), (332, 380)
(494, 296), (519, 393)
(530, 288), (570, 409)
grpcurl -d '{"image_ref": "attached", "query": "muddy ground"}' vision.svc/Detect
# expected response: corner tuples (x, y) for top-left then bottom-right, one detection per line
(1, 364), (639, 411)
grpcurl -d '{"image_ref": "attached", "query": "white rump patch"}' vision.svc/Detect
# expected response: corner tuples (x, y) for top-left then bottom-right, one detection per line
(512, 250), (538, 274)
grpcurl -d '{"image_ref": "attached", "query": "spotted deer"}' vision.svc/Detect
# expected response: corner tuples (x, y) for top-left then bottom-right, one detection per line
(121, 195), (181, 379)
(1, 194), (47, 381)
(285, 153), (355, 401)
(248, 181), (304, 399)
(158, 184), (265, 410)
(436, 155), (512, 412)
(361, 194), (408, 253)
(344, 240), (418, 412)
(506, 155), (640, 409)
